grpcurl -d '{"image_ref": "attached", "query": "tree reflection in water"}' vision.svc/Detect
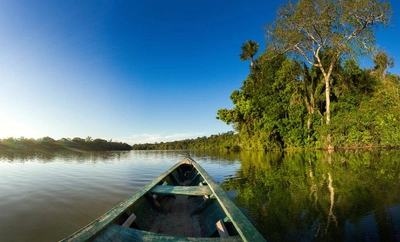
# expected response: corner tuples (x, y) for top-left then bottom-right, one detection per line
(221, 150), (400, 241)
(0, 149), (132, 164)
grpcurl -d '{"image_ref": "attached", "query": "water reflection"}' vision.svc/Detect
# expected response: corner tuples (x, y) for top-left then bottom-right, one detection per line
(0, 149), (132, 163)
(1, 149), (400, 241)
(221, 150), (400, 241)
(0, 149), (241, 165)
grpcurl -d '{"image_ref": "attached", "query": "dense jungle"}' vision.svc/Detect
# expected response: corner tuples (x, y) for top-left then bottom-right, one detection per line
(136, 0), (399, 151)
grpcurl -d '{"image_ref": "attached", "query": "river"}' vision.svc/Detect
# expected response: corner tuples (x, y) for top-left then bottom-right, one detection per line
(0, 149), (399, 241)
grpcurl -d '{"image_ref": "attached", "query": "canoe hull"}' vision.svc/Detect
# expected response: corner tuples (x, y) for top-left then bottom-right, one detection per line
(61, 157), (265, 242)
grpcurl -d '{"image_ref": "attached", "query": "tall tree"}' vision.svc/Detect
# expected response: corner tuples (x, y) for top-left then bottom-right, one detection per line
(373, 49), (394, 79)
(265, 0), (392, 125)
(239, 40), (260, 67)
(301, 63), (324, 140)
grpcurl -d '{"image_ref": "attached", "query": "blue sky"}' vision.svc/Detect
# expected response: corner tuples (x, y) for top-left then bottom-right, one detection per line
(0, 1), (399, 144)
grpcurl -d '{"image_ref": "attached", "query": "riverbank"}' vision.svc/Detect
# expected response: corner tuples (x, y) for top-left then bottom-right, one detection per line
(0, 137), (132, 151)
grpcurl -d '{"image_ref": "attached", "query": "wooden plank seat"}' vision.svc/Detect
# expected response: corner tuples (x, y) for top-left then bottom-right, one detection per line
(93, 224), (243, 242)
(152, 181), (168, 199)
(150, 185), (212, 196)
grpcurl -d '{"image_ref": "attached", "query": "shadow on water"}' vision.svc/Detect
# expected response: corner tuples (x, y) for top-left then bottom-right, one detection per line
(221, 150), (400, 241)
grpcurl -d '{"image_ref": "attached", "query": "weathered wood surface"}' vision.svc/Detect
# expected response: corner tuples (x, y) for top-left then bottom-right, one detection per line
(147, 195), (202, 237)
(150, 185), (212, 196)
(190, 194), (215, 216)
(152, 181), (168, 199)
(93, 224), (243, 241)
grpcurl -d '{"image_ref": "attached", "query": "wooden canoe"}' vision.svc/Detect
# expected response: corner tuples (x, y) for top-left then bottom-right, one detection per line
(61, 156), (266, 241)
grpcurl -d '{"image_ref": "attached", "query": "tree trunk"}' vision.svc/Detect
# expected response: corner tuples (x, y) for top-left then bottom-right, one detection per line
(307, 106), (314, 140)
(324, 75), (331, 124)
(307, 115), (311, 140)
(324, 74), (334, 149)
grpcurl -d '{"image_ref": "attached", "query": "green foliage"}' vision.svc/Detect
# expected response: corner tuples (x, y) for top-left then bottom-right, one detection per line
(217, 49), (400, 150)
(131, 132), (240, 150)
(130, 1), (397, 151)
(265, 0), (392, 125)
(215, 0), (397, 150)
(373, 50), (395, 79)
(0, 137), (132, 151)
(239, 40), (259, 67)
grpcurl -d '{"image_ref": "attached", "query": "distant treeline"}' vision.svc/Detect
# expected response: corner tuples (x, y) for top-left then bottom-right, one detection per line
(132, 132), (239, 150)
(0, 137), (132, 151)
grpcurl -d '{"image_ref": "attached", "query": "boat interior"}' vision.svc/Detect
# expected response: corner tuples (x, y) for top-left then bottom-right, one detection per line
(93, 163), (241, 241)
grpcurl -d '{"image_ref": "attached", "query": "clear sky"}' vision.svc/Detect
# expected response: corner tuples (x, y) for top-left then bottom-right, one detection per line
(0, 1), (399, 144)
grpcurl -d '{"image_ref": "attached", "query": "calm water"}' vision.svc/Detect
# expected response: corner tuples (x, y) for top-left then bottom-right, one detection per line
(0, 149), (400, 241)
